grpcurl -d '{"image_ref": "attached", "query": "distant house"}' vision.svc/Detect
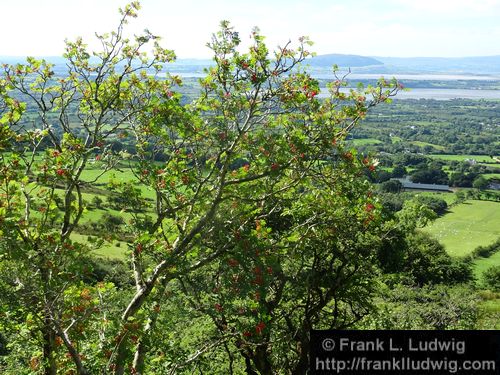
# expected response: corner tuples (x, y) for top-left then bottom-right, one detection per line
(391, 177), (451, 192)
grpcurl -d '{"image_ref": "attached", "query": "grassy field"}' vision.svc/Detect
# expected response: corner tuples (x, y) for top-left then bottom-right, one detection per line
(429, 154), (498, 163)
(411, 141), (446, 151)
(423, 200), (500, 257)
(71, 233), (128, 259)
(474, 251), (500, 279)
(412, 191), (456, 204)
(483, 173), (500, 180)
(349, 138), (383, 146)
(481, 163), (500, 169)
(80, 168), (137, 183)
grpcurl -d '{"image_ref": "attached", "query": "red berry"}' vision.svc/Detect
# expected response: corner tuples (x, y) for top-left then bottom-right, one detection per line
(228, 258), (239, 267)
(255, 322), (266, 334)
(254, 291), (261, 301)
(136, 243), (143, 254)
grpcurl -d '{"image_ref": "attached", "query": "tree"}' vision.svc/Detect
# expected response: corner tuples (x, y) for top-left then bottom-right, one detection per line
(1, 3), (177, 373)
(482, 265), (500, 292)
(454, 190), (466, 204)
(414, 195), (448, 216)
(0, 3), (400, 374)
(410, 166), (448, 185)
(379, 179), (402, 193)
(391, 164), (407, 178)
(472, 176), (489, 190)
(91, 195), (103, 209)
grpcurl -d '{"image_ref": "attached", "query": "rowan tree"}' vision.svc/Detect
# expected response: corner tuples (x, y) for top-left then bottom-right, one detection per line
(0, 3), (400, 374)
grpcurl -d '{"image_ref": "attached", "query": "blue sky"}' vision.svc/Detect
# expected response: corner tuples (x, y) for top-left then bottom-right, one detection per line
(2, 0), (500, 58)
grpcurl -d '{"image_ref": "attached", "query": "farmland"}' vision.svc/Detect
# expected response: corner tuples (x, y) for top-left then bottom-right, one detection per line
(422, 200), (500, 257)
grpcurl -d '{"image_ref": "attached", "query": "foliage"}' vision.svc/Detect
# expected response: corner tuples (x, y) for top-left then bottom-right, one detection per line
(472, 175), (489, 190)
(482, 265), (500, 292)
(90, 195), (103, 209)
(469, 237), (500, 259)
(379, 179), (402, 193)
(449, 171), (478, 187)
(404, 232), (472, 285)
(0, 3), (402, 374)
(414, 195), (448, 215)
(360, 283), (479, 330)
(410, 165), (449, 185)
(423, 200), (500, 257)
(376, 201), (472, 285)
(391, 164), (407, 178)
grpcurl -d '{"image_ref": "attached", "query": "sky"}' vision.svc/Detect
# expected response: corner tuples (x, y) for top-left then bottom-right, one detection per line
(1, 0), (500, 58)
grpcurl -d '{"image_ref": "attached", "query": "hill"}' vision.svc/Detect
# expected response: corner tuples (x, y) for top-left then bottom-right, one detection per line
(373, 55), (500, 74)
(307, 53), (383, 67)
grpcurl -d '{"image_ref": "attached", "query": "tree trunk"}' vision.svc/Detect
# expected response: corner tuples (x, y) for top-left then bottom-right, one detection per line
(253, 345), (273, 374)
(291, 336), (310, 375)
(42, 319), (57, 375)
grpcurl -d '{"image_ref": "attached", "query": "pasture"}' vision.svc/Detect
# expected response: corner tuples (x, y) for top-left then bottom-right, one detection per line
(429, 154), (498, 163)
(423, 200), (500, 257)
(474, 251), (500, 279)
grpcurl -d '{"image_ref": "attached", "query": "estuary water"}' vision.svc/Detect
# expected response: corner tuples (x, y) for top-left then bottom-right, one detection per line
(318, 88), (500, 100)
(386, 88), (500, 100)
(171, 71), (500, 100)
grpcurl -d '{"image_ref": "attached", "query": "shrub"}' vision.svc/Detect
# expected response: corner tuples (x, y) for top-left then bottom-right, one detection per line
(470, 237), (500, 259)
(482, 265), (500, 292)
(379, 179), (403, 193)
(414, 195), (448, 215)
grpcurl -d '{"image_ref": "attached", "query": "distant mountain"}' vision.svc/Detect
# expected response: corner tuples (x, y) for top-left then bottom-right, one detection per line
(307, 54), (383, 68)
(2, 54), (500, 75)
(373, 55), (500, 74)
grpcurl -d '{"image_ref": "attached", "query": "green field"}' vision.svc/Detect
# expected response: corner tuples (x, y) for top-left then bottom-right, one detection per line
(412, 191), (456, 204)
(474, 251), (500, 279)
(481, 163), (500, 168)
(80, 168), (137, 183)
(411, 141), (446, 151)
(349, 138), (383, 146)
(429, 154), (498, 163)
(483, 173), (500, 180)
(423, 200), (500, 257)
(71, 233), (128, 259)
